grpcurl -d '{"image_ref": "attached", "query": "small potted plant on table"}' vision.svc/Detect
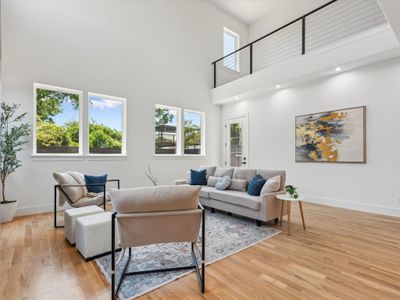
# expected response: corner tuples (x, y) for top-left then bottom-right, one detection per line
(285, 185), (298, 199)
(0, 102), (31, 223)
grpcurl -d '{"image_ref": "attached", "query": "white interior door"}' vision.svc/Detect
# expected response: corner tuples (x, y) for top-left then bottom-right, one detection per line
(225, 116), (248, 167)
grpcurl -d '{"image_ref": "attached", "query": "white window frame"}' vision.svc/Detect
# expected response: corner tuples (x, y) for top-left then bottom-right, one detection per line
(223, 27), (240, 72)
(154, 104), (182, 156)
(32, 83), (83, 156)
(87, 92), (127, 157)
(183, 109), (206, 156)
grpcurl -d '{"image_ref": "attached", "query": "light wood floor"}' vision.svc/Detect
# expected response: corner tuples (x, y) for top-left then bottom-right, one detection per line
(1, 203), (400, 300)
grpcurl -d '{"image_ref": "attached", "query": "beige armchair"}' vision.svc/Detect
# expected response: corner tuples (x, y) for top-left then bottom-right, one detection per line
(109, 185), (205, 300)
(53, 171), (120, 228)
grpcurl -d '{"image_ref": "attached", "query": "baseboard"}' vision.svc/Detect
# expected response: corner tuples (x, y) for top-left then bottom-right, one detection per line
(303, 194), (400, 217)
(15, 196), (400, 218)
(16, 204), (54, 217)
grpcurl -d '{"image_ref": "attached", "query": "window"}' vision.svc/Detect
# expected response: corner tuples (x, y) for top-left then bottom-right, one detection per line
(88, 93), (126, 155)
(223, 27), (240, 71)
(184, 110), (205, 155)
(155, 105), (181, 155)
(34, 83), (83, 155)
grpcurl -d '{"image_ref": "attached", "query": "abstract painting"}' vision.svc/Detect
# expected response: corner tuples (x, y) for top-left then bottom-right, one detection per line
(295, 106), (366, 163)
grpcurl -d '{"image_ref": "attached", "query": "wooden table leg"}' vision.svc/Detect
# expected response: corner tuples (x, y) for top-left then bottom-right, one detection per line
(287, 201), (291, 236)
(299, 201), (306, 230)
(279, 200), (284, 227)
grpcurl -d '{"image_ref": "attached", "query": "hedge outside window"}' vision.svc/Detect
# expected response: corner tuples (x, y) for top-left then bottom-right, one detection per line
(88, 93), (126, 155)
(155, 105), (181, 155)
(34, 83), (82, 155)
(184, 110), (205, 155)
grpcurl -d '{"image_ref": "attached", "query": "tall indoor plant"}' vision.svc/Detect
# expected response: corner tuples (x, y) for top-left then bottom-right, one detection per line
(0, 102), (31, 223)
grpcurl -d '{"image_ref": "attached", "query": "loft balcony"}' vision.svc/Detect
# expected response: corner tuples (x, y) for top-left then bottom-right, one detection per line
(211, 0), (400, 104)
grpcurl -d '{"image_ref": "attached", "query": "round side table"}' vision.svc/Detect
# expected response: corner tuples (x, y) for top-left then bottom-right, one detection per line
(276, 194), (306, 236)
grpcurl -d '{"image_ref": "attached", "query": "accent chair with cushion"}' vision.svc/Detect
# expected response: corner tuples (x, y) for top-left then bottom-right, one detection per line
(176, 167), (286, 226)
(53, 171), (120, 228)
(109, 185), (205, 299)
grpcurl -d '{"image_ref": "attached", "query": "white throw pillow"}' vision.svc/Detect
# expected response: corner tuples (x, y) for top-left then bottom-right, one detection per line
(260, 176), (281, 195)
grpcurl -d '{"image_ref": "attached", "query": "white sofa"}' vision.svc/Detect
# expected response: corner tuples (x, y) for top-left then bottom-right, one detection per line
(175, 167), (286, 226)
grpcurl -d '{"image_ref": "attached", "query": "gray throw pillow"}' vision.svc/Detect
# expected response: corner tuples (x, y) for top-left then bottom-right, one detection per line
(214, 167), (234, 178)
(207, 176), (220, 187)
(229, 179), (248, 192)
(215, 176), (231, 190)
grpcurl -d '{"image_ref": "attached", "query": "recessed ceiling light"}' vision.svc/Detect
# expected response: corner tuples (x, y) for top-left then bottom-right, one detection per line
(335, 67), (342, 72)
(275, 85), (281, 89)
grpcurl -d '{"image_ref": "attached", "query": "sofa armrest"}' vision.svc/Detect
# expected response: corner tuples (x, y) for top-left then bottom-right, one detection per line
(259, 190), (286, 221)
(175, 179), (188, 185)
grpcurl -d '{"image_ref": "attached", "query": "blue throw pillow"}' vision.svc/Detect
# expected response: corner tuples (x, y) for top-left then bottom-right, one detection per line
(215, 176), (231, 190)
(190, 169), (207, 185)
(247, 175), (266, 196)
(84, 174), (108, 193)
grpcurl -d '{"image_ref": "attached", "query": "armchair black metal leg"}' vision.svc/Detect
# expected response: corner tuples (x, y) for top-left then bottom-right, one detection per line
(201, 208), (205, 293)
(115, 248), (131, 298)
(103, 185), (107, 211)
(111, 212), (116, 300)
(54, 185), (64, 229)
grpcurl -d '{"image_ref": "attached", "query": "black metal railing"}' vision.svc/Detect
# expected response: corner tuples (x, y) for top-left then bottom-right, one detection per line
(212, 0), (386, 88)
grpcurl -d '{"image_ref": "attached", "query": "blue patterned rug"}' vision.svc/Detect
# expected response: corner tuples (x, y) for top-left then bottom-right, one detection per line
(96, 210), (281, 299)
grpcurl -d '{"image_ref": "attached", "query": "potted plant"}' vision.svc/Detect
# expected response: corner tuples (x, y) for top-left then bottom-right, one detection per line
(0, 102), (31, 223)
(285, 185), (298, 199)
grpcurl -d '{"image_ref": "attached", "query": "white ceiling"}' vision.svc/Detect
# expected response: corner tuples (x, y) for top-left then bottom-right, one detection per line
(207, 0), (331, 26)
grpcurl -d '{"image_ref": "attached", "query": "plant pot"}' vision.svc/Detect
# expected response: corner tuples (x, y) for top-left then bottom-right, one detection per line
(0, 200), (18, 223)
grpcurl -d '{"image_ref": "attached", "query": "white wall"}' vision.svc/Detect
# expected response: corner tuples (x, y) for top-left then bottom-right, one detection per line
(222, 58), (400, 217)
(1, 0), (248, 215)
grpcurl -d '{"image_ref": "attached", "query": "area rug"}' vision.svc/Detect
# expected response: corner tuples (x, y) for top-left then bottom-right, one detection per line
(96, 210), (281, 299)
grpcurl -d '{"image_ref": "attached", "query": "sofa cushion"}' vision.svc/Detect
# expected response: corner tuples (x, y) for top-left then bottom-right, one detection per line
(53, 171), (88, 203)
(232, 168), (256, 181)
(190, 169), (207, 185)
(215, 176), (231, 190)
(207, 176), (220, 187)
(261, 176), (281, 195)
(257, 169), (286, 190)
(210, 190), (260, 210)
(110, 185), (200, 213)
(228, 179), (248, 192)
(84, 174), (108, 193)
(199, 166), (217, 179)
(247, 175), (266, 196)
(186, 170), (191, 184)
(73, 192), (110, 207)
(200, 186), (216, 198)
(214, 167), (234, 178)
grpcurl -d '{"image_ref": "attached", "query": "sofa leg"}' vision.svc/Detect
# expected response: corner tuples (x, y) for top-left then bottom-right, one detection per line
(256, 220), (262, 227)
(274, 218), (279, 224)
(210, 208), (216, 213)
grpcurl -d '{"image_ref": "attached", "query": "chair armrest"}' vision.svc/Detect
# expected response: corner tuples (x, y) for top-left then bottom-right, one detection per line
(175, 179), (187, 185)
(107, 179), (120, 189)
(57, 183), (106, 188)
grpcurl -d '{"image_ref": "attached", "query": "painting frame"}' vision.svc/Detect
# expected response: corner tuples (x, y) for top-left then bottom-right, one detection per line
(295, 106), (366, 164)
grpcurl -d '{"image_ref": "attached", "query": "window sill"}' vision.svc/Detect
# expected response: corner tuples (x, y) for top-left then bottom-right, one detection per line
(87, 155), (128, 161)
(31, 154), (84, 161)
(31, 154), (128, 161)
(153, 154), (206, 159)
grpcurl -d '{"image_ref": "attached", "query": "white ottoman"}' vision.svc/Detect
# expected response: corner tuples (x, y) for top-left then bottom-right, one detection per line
(64, 205), (104, 245)
(75, 212), (119, 260)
